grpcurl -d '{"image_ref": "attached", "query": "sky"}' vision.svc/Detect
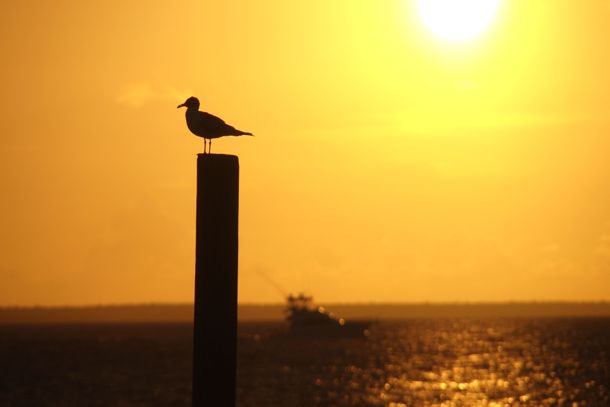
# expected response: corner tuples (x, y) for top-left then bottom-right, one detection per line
(1, 0), (610, 306)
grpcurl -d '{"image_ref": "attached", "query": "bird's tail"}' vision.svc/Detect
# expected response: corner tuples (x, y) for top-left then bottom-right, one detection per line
(235, 130), (254, 136)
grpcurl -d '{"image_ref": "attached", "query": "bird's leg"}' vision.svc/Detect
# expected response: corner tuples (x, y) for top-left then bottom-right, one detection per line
(204, 139), (208, 154)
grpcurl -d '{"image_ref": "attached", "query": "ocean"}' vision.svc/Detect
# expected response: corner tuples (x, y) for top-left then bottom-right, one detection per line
(1, 319), (608, 406)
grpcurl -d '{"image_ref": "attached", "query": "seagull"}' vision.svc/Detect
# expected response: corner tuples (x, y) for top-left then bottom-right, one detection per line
(177, 96), (253, 154)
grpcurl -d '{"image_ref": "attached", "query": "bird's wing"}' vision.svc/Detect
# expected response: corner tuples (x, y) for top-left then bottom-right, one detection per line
(199, 111), (234, 134)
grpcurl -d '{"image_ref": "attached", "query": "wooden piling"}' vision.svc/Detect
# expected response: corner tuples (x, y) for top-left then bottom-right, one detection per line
(192, 153), (239, 407)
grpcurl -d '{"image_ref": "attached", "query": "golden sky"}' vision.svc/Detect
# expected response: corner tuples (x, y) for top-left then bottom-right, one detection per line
(1, 0), (609, 305)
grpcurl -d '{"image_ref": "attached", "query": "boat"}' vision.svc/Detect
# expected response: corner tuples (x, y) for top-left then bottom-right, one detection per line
(285, 293), (372, 338)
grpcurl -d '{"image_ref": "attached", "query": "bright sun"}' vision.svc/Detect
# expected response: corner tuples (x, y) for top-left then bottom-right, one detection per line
(416, 0), (501, 43)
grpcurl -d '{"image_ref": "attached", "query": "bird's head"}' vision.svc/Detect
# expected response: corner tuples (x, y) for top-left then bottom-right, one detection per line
(177, 96), (200, 110)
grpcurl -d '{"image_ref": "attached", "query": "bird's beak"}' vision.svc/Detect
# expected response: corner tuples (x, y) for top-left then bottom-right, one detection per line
(177, 103), (186, 108)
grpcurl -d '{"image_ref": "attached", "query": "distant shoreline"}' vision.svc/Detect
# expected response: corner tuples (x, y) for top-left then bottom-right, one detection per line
(1, 302), (610, 324)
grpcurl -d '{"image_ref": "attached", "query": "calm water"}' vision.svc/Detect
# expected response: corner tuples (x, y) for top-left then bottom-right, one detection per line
(1, 319), (609, 406)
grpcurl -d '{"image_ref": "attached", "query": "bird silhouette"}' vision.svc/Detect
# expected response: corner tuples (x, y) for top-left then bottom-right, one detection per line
(177, 96), (253, 154)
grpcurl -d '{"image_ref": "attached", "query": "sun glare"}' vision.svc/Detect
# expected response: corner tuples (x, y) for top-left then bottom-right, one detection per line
(416, 0), (501, 43)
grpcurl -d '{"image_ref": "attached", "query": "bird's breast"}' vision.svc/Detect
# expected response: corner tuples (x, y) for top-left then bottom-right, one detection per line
(185, 111), (205, 137)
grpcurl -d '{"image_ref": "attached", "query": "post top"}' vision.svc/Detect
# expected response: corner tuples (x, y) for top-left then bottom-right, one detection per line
(197, 153), (239, 169)
(197, 153), (238, 160)
(197, 153), (239, 162)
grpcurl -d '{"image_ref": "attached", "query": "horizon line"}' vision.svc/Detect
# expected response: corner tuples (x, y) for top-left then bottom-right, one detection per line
(2, 299), (610, 309)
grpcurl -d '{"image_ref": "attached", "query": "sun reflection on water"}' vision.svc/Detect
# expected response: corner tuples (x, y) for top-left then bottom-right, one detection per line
(237, 319), (610, 406)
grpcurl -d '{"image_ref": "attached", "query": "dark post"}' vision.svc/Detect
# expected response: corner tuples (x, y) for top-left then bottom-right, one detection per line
(193, 153), (239, 407)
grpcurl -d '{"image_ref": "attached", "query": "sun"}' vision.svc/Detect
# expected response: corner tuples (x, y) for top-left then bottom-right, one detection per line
(416, 0), (501, 43)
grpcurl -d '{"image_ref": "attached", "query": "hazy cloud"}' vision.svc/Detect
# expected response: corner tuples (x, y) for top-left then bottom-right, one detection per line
(116, 82), (155, 108)
(116, 83), (194, 108)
